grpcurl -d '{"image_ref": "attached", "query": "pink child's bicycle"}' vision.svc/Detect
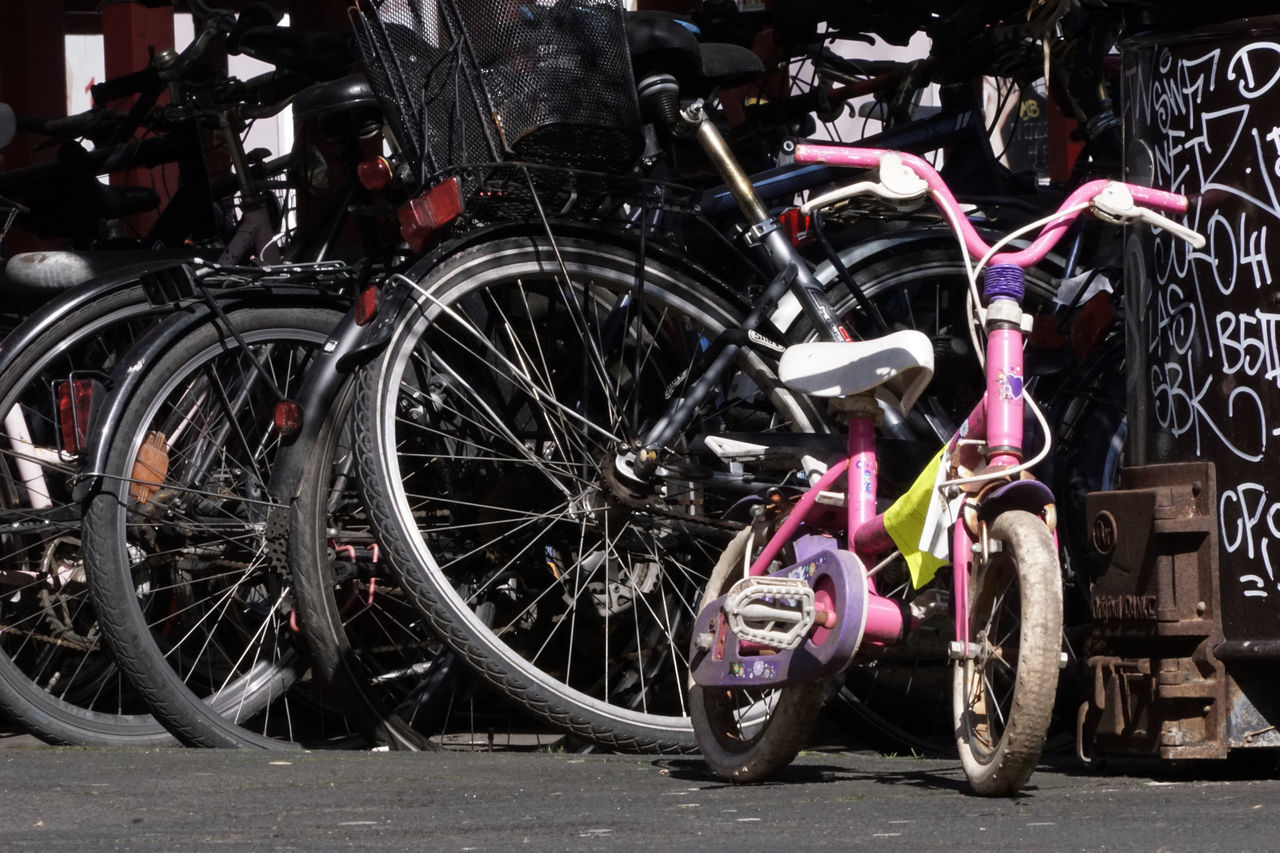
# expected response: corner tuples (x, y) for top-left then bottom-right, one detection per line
(688, 143), (1204, 795)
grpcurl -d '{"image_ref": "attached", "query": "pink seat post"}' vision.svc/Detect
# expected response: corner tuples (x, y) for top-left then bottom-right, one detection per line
(847, 403), (905, 644)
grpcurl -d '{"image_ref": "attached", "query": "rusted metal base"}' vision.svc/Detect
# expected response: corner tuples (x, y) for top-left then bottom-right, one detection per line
(1080, 462), (1228, 760)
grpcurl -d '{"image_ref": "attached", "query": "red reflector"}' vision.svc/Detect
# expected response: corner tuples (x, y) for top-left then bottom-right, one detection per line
(357, 156), (394, 192)
(273, 400), (303, 437)
(354, 283), (379, 326)
(55, 378), (93, 453)
(778, 208), (812, 246)
(398, 177), (463, 253)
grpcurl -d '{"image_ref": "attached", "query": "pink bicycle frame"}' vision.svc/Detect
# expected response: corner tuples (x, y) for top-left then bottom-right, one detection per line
(735, 142), (1193, 656)
(743, 346), (1025, 653)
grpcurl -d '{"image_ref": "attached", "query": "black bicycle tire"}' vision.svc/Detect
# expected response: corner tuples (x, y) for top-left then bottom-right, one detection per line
(0, 282), (176, 746)
(808, 238), (1060, 441)
(289, 377), (442, 750)
(83, 305), (343, 749)
(355, 235), (827, 753)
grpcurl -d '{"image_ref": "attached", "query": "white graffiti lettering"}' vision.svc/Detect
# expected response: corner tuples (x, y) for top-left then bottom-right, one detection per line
(1221, 483), (1280, 597)
(1228, 42), (1280, 99)
(1216, 309), (1280, 385)
(1150, 359), (1266, 461)
(1135, 43), (1280, 607)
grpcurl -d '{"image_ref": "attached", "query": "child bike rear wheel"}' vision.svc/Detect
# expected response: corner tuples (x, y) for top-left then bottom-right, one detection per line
(952, 509), (1062, 796)
(690, 527), (826, 782)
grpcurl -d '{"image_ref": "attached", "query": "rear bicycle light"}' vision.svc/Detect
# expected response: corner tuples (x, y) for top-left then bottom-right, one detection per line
(273, 400), (303, 437)
(55, 378), (94, 454)
(398, 176), (463, 253)
(357, 156), (394, 192)
(354, 283), (379, 326)
(778, 208), (812, 247)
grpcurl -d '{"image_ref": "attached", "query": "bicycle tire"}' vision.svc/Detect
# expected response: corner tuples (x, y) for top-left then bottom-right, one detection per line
(689, 526), (826, 781)
(1047, 336), (1126, 590)
(289, 377), (446, 750)
(0, 281), (176, 746)
(952, 509), (1062, 796)
(355, 235), (826, 753)
(83, 305), (343, 749)
(291, 384), (564, 751)
(808, 238), (1060, 443)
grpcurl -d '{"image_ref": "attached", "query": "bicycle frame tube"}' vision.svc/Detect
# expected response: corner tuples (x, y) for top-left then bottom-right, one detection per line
(748, 457), (850, 576)
(744, 412), (904, 645)
(847, 415), (877, 537)
(634, 102), (855, 467)
(743, 258), (1035, 656)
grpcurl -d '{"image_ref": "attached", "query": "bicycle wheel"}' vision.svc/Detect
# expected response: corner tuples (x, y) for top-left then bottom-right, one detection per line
(689, 526), (826, 781)
(952, 509), (1062, 796)
(83, 305), (343, 749)
(1048, 335), (1126, 592)
(810, 239), (1060, 443)
(290, 378), (452, 750)
(356, 235), (825, 753)
(0, 281), (176, 745)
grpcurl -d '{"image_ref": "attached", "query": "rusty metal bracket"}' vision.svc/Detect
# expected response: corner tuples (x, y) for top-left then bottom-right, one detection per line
(1079, 462), (1226, 760)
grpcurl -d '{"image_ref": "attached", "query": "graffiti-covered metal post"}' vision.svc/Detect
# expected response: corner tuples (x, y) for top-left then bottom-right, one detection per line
(1081, 17), (1280, 760)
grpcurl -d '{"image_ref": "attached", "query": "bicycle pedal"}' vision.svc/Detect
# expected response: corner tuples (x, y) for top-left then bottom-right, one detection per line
(690, 548), (869, 689)
(908, 588), (950, 625)
(723, 576), (817, 651)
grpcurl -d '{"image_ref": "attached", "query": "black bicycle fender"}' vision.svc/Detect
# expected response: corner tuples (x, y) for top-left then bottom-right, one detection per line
(0, 258), (191, 374)
(73, 287), (346, 500)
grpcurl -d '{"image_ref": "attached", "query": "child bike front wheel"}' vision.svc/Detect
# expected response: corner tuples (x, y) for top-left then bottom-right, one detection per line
(952, 509), (1063, 796)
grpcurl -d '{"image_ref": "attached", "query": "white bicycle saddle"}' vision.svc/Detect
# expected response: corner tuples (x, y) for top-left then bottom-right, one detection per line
(777, 329), (935, 413)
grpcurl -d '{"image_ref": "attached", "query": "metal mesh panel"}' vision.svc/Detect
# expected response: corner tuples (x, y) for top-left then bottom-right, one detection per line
(352, 0), (642, 192)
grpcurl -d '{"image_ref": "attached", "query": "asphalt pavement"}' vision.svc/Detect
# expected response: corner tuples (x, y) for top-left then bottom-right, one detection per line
(3, 730), (1280, 851)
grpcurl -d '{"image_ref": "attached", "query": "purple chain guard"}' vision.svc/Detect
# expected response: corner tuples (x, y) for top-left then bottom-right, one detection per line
(689, 544), (869, 689)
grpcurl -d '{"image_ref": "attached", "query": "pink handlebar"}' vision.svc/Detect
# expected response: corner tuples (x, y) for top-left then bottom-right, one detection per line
(793, 142), (1190, 268)
(1127, 184), (1189, 212)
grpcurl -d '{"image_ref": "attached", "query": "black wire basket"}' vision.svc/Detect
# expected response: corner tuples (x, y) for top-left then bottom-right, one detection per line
(351, 0), (644, 196)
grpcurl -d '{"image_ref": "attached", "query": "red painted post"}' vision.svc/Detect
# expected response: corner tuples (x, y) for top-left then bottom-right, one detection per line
(0, 4), (68, 172)
(100, 2), (176, 240)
